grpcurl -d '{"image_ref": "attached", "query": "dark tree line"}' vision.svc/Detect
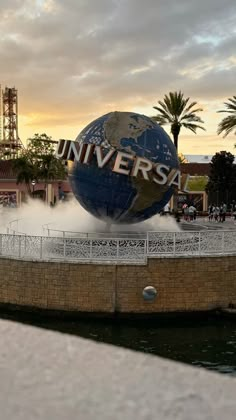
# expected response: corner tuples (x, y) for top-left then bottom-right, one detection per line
(206, 151), (236, 206)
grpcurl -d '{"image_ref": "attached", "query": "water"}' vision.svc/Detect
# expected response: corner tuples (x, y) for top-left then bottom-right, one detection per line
(3, 313), (236, 376)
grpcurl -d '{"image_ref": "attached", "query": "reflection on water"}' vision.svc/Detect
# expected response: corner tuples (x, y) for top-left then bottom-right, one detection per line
(2, 312), (236, 376)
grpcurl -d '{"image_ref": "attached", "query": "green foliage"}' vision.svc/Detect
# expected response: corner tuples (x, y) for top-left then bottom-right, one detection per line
(206, 151), (236, 194)
(217, 96), (236, 137)
(152, 91), (205, 151)
(13, 133), (66, 195)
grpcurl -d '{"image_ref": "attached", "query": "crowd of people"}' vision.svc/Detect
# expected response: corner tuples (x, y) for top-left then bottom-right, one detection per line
(162, 201), (236, 223)
(207, 203), (236, 222)
(182, 203), (197, 221)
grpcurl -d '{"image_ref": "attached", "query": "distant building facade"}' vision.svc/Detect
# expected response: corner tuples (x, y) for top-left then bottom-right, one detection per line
(0, 160), (71, 207)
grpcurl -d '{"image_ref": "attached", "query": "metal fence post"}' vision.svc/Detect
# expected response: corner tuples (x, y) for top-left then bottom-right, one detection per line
(24, 235), (27, 256)
(18, 236), (21, 258)
(89, 239), (93, 259)
(0, 234), (2, 255)
(116, 240), (119, 261)
(144, 239), (147, 261)
(40, 236), (43, 259)
(63, 238), (66, 259)
(146, 232), (149, 256)
(173, 232), (176, 255)
(222, 231), (225, 253)
(198, 232), (201, 254)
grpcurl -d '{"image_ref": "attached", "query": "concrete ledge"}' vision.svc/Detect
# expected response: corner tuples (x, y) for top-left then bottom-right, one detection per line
(0, 319), (236, 419)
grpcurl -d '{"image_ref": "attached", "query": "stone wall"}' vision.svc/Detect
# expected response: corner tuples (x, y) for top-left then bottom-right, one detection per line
(0, 255), (236, 313)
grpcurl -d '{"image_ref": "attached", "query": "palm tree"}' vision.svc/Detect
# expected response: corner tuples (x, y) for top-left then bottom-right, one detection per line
(153, 91), (205, 151)
(13, 155), (36, 196)
(217, 96), (236, 137)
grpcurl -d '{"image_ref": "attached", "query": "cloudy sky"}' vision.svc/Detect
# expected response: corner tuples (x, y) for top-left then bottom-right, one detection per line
(0, 0), (236, 154)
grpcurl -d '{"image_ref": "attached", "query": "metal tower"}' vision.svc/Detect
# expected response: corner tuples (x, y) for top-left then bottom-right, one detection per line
(0, 86), (23, 159)
(0, 85), (2, 142)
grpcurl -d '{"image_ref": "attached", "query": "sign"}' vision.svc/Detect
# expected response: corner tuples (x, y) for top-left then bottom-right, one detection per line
(56, 139), (190, 192)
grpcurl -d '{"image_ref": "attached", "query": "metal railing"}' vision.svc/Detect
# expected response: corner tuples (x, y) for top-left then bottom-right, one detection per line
(0, 234), (147, 263)
(147, 230), (236, 256)
(42, 225), (146, 239)
(6, 219), (26, 236)
(0, 230), (236, 264)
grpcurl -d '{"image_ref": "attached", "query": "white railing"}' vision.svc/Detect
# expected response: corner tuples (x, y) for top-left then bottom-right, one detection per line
(0, 234), (147, 263)
(6, 218), (26, 236)
(42, 225), (146, 239)
(147, 231), (236, 256)
(0, 230), (236, 263)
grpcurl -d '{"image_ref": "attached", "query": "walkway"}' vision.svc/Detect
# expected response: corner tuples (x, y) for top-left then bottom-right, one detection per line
(0, 319), (235, 419)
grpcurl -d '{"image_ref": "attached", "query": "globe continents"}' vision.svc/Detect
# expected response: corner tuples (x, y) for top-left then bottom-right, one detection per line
(69, 111), (179, 224)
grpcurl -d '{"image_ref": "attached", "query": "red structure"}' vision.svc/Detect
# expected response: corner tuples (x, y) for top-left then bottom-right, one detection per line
(0, 86), (23, 159)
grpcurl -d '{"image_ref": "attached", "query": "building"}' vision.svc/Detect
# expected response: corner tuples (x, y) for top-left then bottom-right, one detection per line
(178, 162), (210, 211)
(0, 160), (70, 207)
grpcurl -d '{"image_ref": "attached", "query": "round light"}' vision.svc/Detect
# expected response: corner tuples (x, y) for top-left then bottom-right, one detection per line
(142, 286), (157, 302)
(31, 180), (36, 186)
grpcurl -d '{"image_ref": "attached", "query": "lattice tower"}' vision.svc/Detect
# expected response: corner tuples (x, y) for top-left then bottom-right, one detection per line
(0, 86), (23, 159)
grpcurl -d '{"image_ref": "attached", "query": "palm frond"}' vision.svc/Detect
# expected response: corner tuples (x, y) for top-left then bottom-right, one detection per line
(152, 91), (205, 149)
(153, 106), (173, 122)
(181, 123), (206, 133)
(217, 116), (236, 137)
(180, 113), (204, 123)
(217, 96), (236, 137)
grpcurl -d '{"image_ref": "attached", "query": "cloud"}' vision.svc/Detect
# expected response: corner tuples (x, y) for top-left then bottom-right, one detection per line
(0, 0), (236, 151)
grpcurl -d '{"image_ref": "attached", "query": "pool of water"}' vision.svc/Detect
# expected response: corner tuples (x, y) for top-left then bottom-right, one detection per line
(6, 313), (236, 377)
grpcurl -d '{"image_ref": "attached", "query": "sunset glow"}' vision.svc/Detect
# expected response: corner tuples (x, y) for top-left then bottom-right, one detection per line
(1, 0), (235, 154)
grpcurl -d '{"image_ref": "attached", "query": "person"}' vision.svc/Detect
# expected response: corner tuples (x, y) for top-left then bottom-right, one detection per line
(188, 204), (196, 221)
(233, 205), (236, 221)
(219, 205), (223, 222)
(222, 202), (227, 222)
(214, 205), (220, 222)
(182, 203), (189, 221)
(163, 203), (170, 215)
(58, 185), (65, 201)
(231, 201), (236, 219)
(208, 205), (213, 221)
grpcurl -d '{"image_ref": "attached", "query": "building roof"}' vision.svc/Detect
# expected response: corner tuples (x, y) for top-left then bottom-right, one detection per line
(180, 163), (210, 176)
(185, 155), (213, 163)
(186, 154), (236, 163)
(0, 160), (17, 179)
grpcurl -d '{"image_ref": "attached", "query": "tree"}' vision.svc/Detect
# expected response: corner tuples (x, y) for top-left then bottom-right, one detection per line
(205, 151), (236, 205)
(13, 133), (66, 196)
(13, 154), (37, 195)
(178, 153), (188, 164)
(152, 91), (205, 151)
(217, 96), (236, 137)
(27, 134), (66, 189)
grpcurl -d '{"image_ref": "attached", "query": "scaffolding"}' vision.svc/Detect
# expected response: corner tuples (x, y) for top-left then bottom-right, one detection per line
(0, 86), (23, 159)
(0, 85), (2, 142)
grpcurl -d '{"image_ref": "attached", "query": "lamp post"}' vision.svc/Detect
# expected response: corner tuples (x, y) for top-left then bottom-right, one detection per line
(31, 180), (36, 197)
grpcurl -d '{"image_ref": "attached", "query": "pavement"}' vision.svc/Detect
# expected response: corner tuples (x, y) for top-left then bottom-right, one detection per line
(180, 217), (236, 231)
(0, 318), (236, 419)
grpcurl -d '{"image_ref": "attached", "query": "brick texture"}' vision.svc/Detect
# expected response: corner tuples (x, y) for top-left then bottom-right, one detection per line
(0, 256), (236, 313)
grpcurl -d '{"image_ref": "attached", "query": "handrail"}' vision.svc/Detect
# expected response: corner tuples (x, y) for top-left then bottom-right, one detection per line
(0, 230), (236, 263)
(42, 226), (147, 239)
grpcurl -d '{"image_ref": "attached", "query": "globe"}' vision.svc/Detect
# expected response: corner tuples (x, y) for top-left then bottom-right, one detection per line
(69, 111), (179, 224)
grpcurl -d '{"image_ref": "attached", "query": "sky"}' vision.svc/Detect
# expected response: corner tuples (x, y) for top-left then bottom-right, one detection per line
(0, 0), (236, 155)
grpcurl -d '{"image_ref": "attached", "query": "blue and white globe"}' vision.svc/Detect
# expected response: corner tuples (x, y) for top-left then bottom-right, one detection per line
(69, 111), (179, 224)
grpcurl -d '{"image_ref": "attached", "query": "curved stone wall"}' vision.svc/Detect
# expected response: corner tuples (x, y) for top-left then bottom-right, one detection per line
(0, 255), (236, 314)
